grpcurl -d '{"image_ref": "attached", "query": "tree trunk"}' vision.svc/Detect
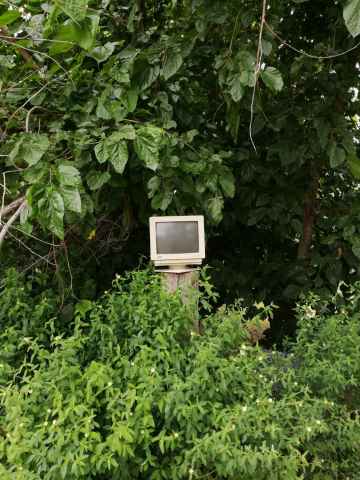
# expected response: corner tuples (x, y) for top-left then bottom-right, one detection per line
(297, 169), (320, 260)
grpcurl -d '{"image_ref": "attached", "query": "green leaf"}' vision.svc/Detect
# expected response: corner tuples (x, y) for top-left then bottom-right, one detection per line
(134, 125), (163, 171)
(58, 165), (82, 187)
(343, 0), (360, 37)
(9, 134), (50, 166)
(57, 0), (88, 22)
(110, 142), (128, 174)
(50, 16), (98, 54)
(329, 145), (345, 168)
(117, 124), (136, 140)
(88, 42), (117, 63)
(162, 52), (183, 80)
(95, 133), (129, 174)
(208, 196), (224, 223)
(0, 54), (16, 69)
(49, 191), (64, 239)
(348, 154), (360, 178)
(151, 190), (173, 210)
(62, 187), (82, 213)
(261, 39), (273, 56)
(38, 190), (64, 239)
(86, 171), (111, 190)
(261, 67), (284, 92)
(147, 176), (161, 198)
(219, 169), (235, 198)
(229, 76), (245, 102)
(0, 10), (20, 26)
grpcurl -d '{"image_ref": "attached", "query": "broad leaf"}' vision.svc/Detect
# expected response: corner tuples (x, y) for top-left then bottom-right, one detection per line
(110, 143), (128, 174)
(58, 165), (82, 187)
(344, 0), (360, 37)
(62, 187), (82, 214)
(151, 190), (173, 210)
(38, 190), (64, 239)
(134, 125), (163, 171)
(219, 169), (236, 198)
(162, 52), (183, 80)
(9, 134), (50, 166)
(229, 76), (245, 102)
(261, 67), (284, 92)
(329, 145), (345, 168)
(86, 171), (111, 191)
(57, 0), (88, 22)
(117, 124), (136, 140)
(0, 10), (20, 26)
(95, 133), (129, 174)
(348, 154), (360, 178)
(88, 42), (117, 63)
(208, 196), (224, 223)
(147, 176), (161, 198)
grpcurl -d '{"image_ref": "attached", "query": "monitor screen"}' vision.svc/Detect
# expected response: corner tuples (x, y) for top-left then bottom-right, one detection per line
(156, 221), (199, 254)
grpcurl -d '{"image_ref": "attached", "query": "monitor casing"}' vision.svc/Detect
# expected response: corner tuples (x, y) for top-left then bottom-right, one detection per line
(149, 215), (205, 269)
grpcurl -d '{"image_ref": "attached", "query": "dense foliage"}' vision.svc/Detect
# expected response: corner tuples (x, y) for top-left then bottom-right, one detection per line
(0, 269), (360, 479)
(2, 0), (360, 305)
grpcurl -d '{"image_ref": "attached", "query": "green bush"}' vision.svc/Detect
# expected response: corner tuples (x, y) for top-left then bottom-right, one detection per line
(0, 269), (359, 479)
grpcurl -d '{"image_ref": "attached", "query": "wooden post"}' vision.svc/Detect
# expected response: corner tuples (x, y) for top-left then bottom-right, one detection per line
(161, 270), (200, 333)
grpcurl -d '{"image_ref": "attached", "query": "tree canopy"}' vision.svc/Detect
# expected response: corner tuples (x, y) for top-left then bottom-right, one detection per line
(1, 0), (360, 307)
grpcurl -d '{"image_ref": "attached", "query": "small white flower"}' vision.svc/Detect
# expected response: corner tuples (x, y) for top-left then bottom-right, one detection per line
(306, 426), (312, 433)
(44, 421), (48, 426)
(174, 432), (179, 438)
(52, 420), (57, 425)
(150, 367), (155, 374)
(107, 381), (112, 387)
(18, 6), (24, 13)
(129, 412), (133, 416)
(304, 306), (316, 318)
(268, 398), (273, 403)
(189, 468), (195, 475)
(294, 382), (298, 387)
(47, 409), (51, 413)
(316, 420), (321, 425)
(242, 406), (247, 412)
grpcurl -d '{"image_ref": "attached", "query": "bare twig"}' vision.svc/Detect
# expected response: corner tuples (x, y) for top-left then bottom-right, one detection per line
(0, 200), (26, 248)
(265, 20), (360, 60)
(0, 196), (26, 223)
(249, 0), (267, 153)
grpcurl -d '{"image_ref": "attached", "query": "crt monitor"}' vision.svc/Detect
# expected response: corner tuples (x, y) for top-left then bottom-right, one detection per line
(149, 215), (205, 268)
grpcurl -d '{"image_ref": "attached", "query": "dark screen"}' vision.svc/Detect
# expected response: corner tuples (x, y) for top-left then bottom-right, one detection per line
(156, 221), (199, 254)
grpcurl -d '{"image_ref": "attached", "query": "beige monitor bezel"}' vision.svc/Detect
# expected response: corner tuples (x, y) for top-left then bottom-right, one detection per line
(149, 215), (205, 265)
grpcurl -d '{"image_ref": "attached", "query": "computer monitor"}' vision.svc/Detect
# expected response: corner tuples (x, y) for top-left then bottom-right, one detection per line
(149, 215), (205, 269)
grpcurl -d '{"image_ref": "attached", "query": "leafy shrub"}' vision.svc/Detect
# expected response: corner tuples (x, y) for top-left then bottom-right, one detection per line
(0, 270), (359, 479)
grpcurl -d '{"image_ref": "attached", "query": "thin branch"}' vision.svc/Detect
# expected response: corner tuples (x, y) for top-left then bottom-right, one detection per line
(0, 200), (26, 248)
(265, 21), (360, 60)
(0, 196), (25, 222)
(249, 0), (267, 153)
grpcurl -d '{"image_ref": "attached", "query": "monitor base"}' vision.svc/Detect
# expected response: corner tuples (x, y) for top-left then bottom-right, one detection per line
(155, 265), (200, 273)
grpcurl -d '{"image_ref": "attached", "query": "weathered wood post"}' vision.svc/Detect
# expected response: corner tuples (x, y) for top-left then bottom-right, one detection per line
(161, 269), (200, 333)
